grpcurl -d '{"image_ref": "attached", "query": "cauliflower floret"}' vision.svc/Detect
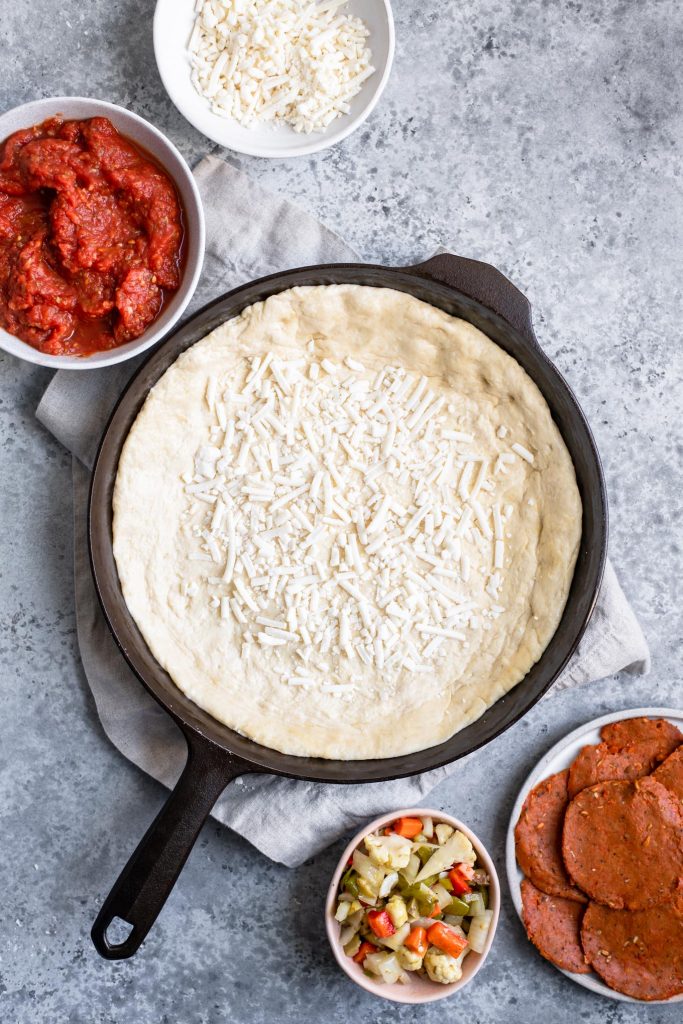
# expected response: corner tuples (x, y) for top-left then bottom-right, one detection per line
(423, 946), (463, 985)
(385, 895), (408, 928)
(397, 946), (423, 971)
(364, 833), (412, 870)
(435, 823), (454, 845)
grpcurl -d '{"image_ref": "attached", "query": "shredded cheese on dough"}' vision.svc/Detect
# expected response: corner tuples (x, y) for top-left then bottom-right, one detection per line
(180, 354), (537, 697)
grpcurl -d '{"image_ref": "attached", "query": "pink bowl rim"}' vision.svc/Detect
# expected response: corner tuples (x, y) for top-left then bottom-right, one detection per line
(325, 807), (500, 1004)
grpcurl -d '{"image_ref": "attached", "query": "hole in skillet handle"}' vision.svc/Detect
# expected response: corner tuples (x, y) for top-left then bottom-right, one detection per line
(92, 911), (140, 961)
(405, 252), (538, 348)
(91, 730), (255, 960)
(105, 916), (135, 947)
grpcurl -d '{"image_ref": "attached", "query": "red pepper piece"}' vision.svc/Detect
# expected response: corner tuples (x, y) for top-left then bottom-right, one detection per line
(367, 909), (396, 938)
(352, 940), (379, 964)
(448, 866), (473, 896)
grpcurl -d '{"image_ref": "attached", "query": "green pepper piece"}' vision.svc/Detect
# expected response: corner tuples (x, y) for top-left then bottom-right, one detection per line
(406, 897), (420, 920)
(441, 876), (454, 892)
(341, 868), (360, 897)
(416, 846), (433, 866)
(402, 882), (438, 916)
(448, 896), (470, 916)
(478, 884), (489, 909)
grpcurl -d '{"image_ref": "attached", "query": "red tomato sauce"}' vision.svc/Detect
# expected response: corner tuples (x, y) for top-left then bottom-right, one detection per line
(0, 116), (185, 356)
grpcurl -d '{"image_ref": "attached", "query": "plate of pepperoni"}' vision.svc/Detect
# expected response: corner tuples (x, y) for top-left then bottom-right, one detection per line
(506, 708), (683, 1003)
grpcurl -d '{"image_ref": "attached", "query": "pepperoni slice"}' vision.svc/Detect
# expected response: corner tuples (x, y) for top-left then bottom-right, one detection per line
(521, 878), (589, 974)
(581, 893), (683, 1001)
(515, 770), (586, 902)
(600, 717), (682, 750)
(562, 777), (683, 910)
(568, 740), (673, 800)
(567, 718), (682, 799)
(652, 746), (683, 803)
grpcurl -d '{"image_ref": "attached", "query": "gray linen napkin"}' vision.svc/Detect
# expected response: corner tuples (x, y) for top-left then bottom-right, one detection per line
(36, 155), (650, 867)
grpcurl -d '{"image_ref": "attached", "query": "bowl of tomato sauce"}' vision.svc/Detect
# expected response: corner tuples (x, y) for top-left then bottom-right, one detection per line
(0, 96), (204, 369)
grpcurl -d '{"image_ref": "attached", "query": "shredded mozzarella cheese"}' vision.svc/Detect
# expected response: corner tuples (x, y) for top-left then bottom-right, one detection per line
(180, 353), (536, 698)
(188, 0), (374, 134)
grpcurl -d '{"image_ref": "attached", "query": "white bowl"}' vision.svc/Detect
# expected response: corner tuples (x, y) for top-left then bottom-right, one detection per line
(153, 0), (395, 158)
(0, 96), (204, 369)
(325, 808), (500, 1004)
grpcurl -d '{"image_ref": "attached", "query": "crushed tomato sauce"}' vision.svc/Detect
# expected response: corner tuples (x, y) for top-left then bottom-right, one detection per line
(0, 116), (184, 356)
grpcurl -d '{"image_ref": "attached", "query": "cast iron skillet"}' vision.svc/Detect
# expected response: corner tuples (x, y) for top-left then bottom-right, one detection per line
(89, 253), (607, 960)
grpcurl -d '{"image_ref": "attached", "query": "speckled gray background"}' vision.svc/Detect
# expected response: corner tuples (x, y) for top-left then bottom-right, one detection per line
(1, 0), (682, 1021)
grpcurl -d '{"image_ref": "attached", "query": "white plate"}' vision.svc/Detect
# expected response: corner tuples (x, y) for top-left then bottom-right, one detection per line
(505, 707), (683, 1004)
(153, 0), (394, 158)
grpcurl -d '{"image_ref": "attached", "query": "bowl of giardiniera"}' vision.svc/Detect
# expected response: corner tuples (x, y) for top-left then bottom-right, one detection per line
(325, 809), (500, 1003)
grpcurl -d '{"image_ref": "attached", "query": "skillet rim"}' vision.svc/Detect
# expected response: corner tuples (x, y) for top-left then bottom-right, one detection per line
(88, 261), (608, 783)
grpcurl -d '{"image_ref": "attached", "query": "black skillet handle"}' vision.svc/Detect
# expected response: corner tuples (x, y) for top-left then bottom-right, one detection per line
(405, 252), (539, 348)
(91, 731), (254, 960)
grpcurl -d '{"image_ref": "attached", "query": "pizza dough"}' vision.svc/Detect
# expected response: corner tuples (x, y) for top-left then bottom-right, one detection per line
(113, 285), (582, 759)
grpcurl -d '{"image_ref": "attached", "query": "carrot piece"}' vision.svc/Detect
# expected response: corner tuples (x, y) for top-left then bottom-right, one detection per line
(392, 817), (424, 838)
(404, 925), (428, 957)
(427, 922), (468, 959)
(353, 940), (379, 964)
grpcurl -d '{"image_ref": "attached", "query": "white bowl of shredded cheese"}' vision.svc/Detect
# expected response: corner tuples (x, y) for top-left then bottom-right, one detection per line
(153, 0), (394, 158)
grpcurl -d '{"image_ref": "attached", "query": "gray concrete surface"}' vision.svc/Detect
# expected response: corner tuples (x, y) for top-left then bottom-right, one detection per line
(1, 1), (682, 1021)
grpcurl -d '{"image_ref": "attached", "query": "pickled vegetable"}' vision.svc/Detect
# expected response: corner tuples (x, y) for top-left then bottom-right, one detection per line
(446, 896), (470, 916)
(334, 815), (492, 986)
(392, 817), (424, 839)
(414, 832), (476, 883)
(404, 925), (428, 957)
(467, 910), (494, 953)
(341, 867), (359, 897)
(464, 892), (486, 917)
(427, 921), (469, 958)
